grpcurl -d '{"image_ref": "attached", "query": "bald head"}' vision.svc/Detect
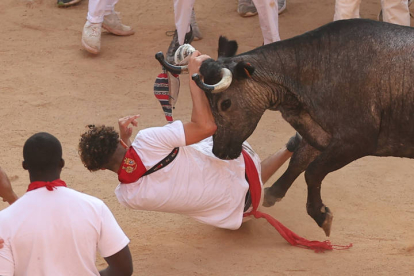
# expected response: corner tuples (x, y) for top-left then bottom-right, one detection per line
(23, 132), (63, 174)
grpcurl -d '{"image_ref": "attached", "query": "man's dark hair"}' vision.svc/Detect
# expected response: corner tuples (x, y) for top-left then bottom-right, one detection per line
(78, 125), (119, 171)
(23, 132), (62, 172)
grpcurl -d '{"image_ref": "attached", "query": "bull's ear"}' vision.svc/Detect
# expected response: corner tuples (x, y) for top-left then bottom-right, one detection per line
(218, 36), (238, 58)
(234, 61), (255, 79)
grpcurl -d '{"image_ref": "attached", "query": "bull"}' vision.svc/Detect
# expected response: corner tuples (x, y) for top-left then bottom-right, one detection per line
(158, 18), (414, 236)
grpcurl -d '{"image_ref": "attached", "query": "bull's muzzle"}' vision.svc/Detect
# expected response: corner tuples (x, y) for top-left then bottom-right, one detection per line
(192, 68), (233, 93)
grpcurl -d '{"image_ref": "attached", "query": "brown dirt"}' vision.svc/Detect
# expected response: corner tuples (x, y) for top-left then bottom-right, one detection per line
(1, 0), (413, 275)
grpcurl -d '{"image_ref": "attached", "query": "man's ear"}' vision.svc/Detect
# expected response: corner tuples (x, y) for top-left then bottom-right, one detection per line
(60, 159), (65, 169)
(234, 61), (255, 79)
(22, 161), (28, 170)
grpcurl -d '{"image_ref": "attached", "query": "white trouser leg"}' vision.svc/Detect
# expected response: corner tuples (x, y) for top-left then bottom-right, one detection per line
(253, 0), (280, 44)
(334, 0), (362, 20)
(381, 0), (410, 26)
(87, 0), (119, 24)
(173, 0), (196, 45)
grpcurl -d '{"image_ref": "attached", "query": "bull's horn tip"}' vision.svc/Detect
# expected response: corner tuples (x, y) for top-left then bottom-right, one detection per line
(155, 52), (164, 59)
(192, 73), (200, 81)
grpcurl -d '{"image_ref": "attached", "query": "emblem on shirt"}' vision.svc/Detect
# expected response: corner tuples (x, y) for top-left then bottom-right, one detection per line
(122, 157), (137, 173)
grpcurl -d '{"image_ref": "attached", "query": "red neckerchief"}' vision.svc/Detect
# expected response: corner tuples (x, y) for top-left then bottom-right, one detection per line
(241, 150), (352, 253)
(117, 147), (147, 184)
(27, 179), (67, 192)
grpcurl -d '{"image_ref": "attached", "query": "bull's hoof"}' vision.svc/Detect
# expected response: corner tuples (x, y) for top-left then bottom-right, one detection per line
(307, 204), (334, 237)
(321, 207), (333, 237)
(262, 187), (282, 207)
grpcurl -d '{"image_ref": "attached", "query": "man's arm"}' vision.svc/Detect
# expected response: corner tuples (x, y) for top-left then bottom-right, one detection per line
(99, 245), (133, 276)
(183, 51), (217, 146)
(0, 167), (18, 205)
(98, 203), (133, 276)
(0, 238), (14, 276)
(260, 148), (292, 184)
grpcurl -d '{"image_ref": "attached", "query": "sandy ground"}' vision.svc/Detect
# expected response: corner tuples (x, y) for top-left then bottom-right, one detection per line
(1, 0), (414, 275)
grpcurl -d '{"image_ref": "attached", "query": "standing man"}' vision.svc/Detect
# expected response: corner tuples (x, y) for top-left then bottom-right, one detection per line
(82, 0), (135, 54)
(0, 132), (133, 276)
(167, 0), (282, 63)
(334, 0), (411, 26)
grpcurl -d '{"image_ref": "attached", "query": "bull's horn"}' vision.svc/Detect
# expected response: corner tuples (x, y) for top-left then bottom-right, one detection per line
(155, 52), (188, 75)
(191, 68), (232, 93)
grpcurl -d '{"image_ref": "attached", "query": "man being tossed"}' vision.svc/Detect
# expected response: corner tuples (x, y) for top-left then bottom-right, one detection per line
(78, 51), (301, 231)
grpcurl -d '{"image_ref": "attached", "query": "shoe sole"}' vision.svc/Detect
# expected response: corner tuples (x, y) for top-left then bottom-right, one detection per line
(57, 0), (81, 7)
(238, 11), (258, 17)
(102, 24), (135, 36)
(278, 4), (286, 14)
(81, 39), (99, 55)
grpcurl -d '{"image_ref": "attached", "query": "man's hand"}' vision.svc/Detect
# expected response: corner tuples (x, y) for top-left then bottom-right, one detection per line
(0, 168), (18, 205)
(118, 115), (140, 147)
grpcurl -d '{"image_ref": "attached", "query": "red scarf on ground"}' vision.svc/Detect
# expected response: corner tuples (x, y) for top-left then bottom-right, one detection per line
(117, 147), (147, 184)
(27, 179), (67, 192)
(241, 150), (352, 253)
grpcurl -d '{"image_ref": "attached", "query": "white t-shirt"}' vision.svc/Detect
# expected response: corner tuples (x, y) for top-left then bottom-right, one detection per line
(0, 187), (130, 276)
(115, 121), (262, 230)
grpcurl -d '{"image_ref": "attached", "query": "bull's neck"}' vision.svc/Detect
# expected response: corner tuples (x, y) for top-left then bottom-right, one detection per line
(240, 45), (298, 111)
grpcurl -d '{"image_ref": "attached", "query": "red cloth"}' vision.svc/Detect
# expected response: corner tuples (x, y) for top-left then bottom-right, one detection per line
(117, 147), (147, 184)
(27, 179), (67, 192)
(241, 150), (352, 253)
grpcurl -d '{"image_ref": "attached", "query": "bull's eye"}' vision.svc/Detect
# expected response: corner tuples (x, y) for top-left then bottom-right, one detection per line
(220, 99), (232, 112)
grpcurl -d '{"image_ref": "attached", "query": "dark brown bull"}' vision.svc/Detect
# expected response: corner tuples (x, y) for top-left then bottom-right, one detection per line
(188, 19), (414, 236)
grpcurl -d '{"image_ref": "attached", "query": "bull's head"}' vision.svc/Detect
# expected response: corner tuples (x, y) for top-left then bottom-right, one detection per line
(194, 37), (270, 160)
(155, 37), (272, 160)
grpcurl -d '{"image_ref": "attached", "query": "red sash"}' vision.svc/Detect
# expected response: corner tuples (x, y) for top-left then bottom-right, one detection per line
(241, 150), (352, 253)
(27, 179), (67, 192)
(118, 147), (147, 184)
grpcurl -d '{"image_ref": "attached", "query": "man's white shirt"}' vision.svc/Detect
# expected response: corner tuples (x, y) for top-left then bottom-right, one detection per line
(115, 121), (262, 230)
(0, 187), (129, 276)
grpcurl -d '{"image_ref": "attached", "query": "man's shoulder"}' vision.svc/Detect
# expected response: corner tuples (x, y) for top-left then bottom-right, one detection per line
(63, 188), (105, 206)
(135, 120), (184, 139)
(0, 193), (30, 219)
(132, 120), (185, 151)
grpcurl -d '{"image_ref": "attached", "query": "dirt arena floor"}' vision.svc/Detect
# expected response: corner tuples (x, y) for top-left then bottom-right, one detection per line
(1, 0), (413, 275)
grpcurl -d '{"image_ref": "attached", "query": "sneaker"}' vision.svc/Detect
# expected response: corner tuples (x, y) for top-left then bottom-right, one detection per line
(166, 27), (194, 64)
(378, 9), (383, 22)
(278, 0), (286, 14)
(190, 9), (203, 41)
(102, 11), (135, 36)
(237, 0), (258, 17)
(57, 0), (82, 7)
(82, 21), (102, 55)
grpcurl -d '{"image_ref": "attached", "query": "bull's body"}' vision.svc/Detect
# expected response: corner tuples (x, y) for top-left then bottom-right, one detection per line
(198, 19), (414, 235)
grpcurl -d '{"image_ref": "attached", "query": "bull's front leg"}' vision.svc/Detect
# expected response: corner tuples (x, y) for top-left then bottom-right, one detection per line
(263, 140), (320, 207)
(304, 142), (364, 236)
